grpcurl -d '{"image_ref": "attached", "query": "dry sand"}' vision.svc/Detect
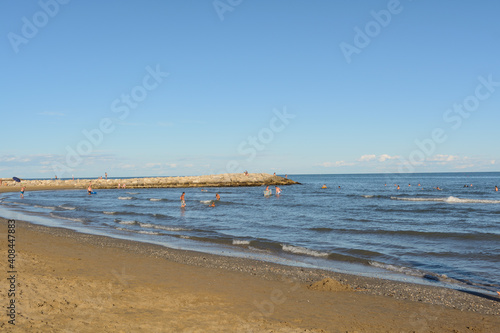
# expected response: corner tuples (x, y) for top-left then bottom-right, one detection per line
(1, 219), (499, 332)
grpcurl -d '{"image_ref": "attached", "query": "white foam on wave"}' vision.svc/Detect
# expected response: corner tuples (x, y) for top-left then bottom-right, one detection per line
(391, 196), (500, 204)
(59, 206), (76, 210)
(126, 192), (139, 195)
(35, 205), (57, 210)
(115, 227), (160, 235)
(103, 211), (117, 215)
(200, 200), (213, 204)
(369, 261), (420, 275)
(138, 230), (160, 235)
(119, 220), (136, 225)
(282, 244), (329, 257)
(149, 198), (162, 202)
(139, 222), (188, 231)
(118, 196), (133, 200)
(362, 195), (374, 198)
(233, 240), (251, 245)
(369, 261), (449, 280)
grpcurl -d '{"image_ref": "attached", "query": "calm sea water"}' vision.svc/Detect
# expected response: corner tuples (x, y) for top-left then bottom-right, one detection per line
(1, 173), (499, 293)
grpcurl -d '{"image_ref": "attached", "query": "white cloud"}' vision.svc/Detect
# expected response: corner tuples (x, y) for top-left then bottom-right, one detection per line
(318, 161), (355, 167)
(427, 154), (459, 162)
(357, 154), (399, 162)
(378, 154), (399, 162)
(358, 154), (376, 162)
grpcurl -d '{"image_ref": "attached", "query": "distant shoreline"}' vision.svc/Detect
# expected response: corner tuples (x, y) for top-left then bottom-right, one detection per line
(0, 173), (299, 192)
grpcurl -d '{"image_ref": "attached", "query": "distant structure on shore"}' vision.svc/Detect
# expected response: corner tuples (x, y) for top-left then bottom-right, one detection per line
(0, 173), (299, 190)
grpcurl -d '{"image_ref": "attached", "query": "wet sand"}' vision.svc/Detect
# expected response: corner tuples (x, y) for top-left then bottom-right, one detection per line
(1, 218), (499, 332)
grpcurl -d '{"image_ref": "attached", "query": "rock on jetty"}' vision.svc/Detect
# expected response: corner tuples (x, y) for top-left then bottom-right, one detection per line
(1, 173), (299, 190)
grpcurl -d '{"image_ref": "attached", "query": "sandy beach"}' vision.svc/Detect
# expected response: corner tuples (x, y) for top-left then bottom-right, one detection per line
(1, 216), (499, 332)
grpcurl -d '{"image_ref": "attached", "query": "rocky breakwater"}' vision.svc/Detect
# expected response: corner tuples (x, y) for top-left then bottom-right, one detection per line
(1, 173), (299, 190)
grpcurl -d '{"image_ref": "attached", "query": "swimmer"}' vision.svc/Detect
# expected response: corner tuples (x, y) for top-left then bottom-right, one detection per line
(210, 201), (215, 207)
(180, 192), (186, 208)
(408, 184), (411, 187)
(20, 186), (25, 198)
(435, 186), (442, 191)
(275, 186), (282, 195)
(88, 183), (92, 195)
(338, 186), (341, 189)
(321, 184), (327, 189)
(397, 185), (400, 190)
(495, 185), (498, 192)
(216, 193), (220, 200)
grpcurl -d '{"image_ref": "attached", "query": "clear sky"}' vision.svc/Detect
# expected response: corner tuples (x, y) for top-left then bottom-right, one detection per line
(1, 0), (499, 178)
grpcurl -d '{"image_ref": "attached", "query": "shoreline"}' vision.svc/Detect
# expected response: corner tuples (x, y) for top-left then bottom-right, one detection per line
(1, 219), (499, 332)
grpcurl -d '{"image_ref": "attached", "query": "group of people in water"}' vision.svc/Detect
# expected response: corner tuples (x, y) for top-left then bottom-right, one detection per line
(180, 190), (222, 208)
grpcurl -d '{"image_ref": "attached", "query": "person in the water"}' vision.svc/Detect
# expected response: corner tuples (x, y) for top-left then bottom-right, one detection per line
(180, 192), (186, 208)
(275, 186), (282, 195)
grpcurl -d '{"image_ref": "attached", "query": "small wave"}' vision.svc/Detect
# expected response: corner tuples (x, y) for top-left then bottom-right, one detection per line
(282, 244), (329, 257)
(118, 196), (134, 200)
(369, 261), (422, 275)
(200, 200), (213, 204)
(391, 196), (500, 204)
(233, 240), (251, 245)
(34, 205), (57, 210)
(309, 227), (334, 232)
(118, 220), (137, 225)
(103, 211), (117, 215)
(138, 230), (160, 235)
(149, 198), (162, 202)
(115, 227), (161, 235)
(139, 222), (188, 232)
(126, 192), (139, 195)
(59, 205), (76, 210)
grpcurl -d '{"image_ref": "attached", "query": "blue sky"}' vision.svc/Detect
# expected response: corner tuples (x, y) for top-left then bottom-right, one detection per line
(1, 0), (499, 178)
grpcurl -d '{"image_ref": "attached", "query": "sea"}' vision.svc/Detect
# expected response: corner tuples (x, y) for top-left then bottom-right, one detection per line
(1, 172), (499, 295)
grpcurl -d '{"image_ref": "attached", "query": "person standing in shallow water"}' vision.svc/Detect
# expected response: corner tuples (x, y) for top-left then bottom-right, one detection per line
(20, 186), (25, 198)
(215, 193), (220, 201)
(180, 192), (186, 208)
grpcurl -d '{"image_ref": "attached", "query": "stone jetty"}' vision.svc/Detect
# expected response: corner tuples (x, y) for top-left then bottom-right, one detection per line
(0, 173), (299, 190)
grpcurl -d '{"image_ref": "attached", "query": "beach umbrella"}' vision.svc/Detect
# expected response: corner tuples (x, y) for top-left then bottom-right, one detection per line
(12, 177), (21, 182)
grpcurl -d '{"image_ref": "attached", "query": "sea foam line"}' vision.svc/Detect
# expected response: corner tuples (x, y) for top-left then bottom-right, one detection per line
(282, 244), (329, 257)
(391, 196), (500, 204)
